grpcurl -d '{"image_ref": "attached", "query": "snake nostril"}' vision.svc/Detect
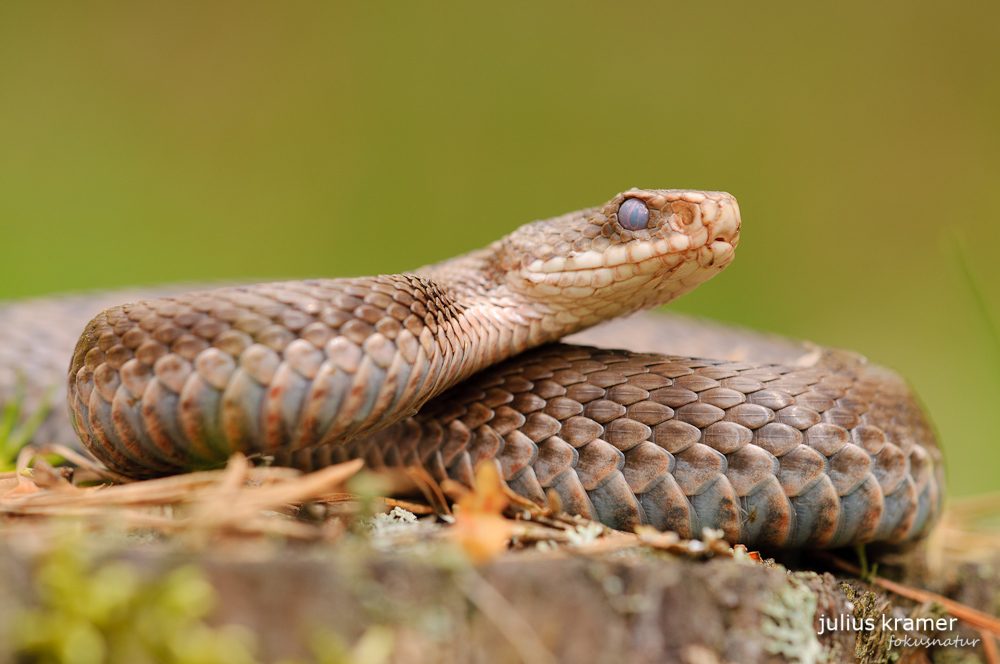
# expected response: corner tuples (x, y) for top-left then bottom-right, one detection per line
(618, 199), (649, 231)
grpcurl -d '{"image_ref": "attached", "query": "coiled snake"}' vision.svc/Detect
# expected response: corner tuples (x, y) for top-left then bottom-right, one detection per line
(2, 189), (943, 548)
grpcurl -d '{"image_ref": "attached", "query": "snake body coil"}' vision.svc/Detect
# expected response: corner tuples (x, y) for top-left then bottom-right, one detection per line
(61, 189), (943, 548)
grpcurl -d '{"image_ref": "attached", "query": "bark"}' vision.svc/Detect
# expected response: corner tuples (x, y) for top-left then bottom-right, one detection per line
(2, 543), (995, 664)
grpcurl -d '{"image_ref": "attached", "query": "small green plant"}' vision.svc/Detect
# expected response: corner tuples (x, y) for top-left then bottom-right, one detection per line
(953, 235), (1000, 391)
(0, 372), (55, 471)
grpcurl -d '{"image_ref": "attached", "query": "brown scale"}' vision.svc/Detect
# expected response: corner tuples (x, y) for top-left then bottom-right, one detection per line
(68, 276), (484, 477)
(303, 344), (943, 549)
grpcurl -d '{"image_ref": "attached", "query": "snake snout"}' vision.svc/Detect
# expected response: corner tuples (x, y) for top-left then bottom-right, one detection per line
(704, 193), (740, 246)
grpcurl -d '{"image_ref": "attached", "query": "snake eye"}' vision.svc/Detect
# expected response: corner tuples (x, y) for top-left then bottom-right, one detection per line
(618, 199), (649, 230)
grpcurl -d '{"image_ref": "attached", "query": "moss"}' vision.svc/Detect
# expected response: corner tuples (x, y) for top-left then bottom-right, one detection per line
(841, 583), (899, 664)
(930, 646), (987, 664)
(8, 533), (397, 664)
(13, 535), (256, 664)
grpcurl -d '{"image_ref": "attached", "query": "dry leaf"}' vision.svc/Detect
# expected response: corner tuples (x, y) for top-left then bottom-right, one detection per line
(451, 462), (511, 564)
(3, 479), (39, 498)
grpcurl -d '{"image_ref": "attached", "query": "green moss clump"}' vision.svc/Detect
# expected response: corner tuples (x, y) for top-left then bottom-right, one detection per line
(10, 534), (398, 664)
(13, 539), (258, 664)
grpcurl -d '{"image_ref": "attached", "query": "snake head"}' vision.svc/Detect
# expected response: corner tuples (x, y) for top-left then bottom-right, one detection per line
(496, 188), (741, 329)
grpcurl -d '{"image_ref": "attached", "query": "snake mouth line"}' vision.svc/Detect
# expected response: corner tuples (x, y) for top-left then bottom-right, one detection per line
(521, 237), (738, 291)
(523, 205), (740, 276)
(525, 237), (689, 274)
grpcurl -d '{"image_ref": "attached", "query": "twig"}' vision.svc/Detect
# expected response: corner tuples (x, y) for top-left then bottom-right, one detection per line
(820, 554), (1000, 638)
(458, 569), (559, 664)
(405, 466), (452, 516)
(981, 631), (999, 664)
(45, 444), (135, 484)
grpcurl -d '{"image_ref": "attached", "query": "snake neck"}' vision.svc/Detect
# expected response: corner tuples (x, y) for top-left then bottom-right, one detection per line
(412, 248), (578, 390)
(414, 239), (725, 388)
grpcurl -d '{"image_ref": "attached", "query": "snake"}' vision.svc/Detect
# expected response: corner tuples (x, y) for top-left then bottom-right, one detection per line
(0, 188), (943, 548)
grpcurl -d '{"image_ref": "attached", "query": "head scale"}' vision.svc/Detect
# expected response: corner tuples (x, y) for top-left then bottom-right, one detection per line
(497, 188), (741, 327)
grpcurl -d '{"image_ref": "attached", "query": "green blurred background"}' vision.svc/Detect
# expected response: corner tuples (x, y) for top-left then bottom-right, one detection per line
(0, 2), (997, 496)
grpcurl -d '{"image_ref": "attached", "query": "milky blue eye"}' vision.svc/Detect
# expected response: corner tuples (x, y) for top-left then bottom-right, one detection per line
(618, 199), (649, 230)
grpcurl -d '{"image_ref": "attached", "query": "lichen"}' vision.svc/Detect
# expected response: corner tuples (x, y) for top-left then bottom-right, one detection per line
(565, 521), (603, 546)
(369, 506), (420, 529)
(760, 576), (826, 664)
